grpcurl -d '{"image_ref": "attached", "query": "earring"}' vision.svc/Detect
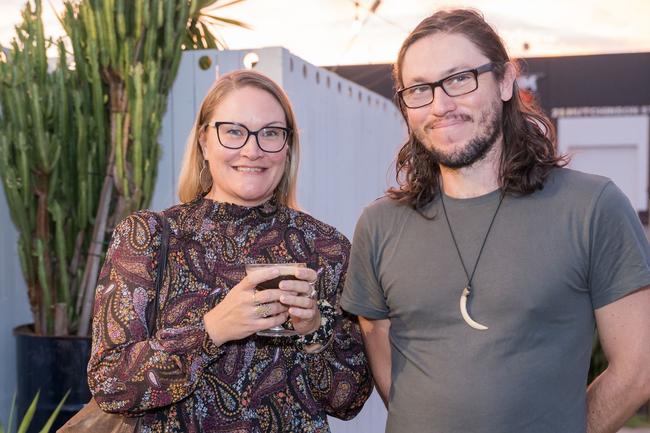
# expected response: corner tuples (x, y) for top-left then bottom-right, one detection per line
(199, 160), (212, 193)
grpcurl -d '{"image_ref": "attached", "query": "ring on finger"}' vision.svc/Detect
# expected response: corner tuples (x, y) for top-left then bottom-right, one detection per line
(253, 290), (259, 305)
(308, 278), (318, 299)
(255, 303), (271, 318)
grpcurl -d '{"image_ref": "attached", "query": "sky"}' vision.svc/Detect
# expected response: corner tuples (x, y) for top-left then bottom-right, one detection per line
(1, 0), (650, 66)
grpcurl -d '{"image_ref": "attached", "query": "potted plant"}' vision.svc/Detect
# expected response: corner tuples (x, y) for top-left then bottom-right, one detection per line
(0, 0), (243, 429)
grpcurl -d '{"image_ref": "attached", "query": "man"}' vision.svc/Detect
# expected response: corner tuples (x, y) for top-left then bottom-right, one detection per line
(341, 8), (650, 433)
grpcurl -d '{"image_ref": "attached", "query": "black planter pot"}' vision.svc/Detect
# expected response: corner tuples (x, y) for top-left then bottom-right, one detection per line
(13, 325), (92, 433)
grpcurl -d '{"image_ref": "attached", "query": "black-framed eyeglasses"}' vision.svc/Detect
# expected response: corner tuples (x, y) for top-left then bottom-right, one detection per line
(397, 62), (499, 109)
(205, 121), (292, 153)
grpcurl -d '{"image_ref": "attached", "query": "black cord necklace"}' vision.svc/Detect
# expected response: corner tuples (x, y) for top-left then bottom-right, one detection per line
(439, 186), (505, 330)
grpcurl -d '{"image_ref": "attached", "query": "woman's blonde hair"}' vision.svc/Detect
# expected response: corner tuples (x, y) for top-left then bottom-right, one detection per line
(177, 70), (300, 208)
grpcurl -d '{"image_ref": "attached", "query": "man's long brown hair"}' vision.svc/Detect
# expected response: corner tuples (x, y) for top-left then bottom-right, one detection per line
(388, 9), (566, 211)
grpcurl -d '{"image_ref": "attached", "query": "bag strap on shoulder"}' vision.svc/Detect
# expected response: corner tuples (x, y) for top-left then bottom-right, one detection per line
(147, 213), (170, 338)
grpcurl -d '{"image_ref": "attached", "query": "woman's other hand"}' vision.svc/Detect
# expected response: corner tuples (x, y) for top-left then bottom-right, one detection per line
(278, 267), (321, 336)
(203, 267), (289, 346)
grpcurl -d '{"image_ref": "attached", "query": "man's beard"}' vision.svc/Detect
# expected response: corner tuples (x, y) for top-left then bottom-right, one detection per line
(415, 101), (502, 169)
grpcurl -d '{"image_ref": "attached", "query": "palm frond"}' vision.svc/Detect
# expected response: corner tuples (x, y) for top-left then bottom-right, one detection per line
(200, 14), (252, 29)
(184, 0), (250, 50)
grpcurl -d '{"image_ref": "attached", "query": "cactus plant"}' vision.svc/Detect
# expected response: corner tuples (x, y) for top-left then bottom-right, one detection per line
(0, 0), (242, 336)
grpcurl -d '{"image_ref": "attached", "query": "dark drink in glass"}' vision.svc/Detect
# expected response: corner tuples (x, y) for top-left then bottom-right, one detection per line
(245, 263), (306, 337)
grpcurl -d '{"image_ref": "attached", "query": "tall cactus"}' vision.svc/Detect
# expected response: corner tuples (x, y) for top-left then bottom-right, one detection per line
(0, 1), (73, 335)
(0, 0), (228, 336)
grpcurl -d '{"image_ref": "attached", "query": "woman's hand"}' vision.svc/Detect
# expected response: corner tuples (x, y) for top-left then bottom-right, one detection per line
(278, 267), (321, 336)
(203, 267), (289, 346)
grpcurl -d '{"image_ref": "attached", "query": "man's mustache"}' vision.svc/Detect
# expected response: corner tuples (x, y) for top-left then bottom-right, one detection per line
(424, 113), (473, 129)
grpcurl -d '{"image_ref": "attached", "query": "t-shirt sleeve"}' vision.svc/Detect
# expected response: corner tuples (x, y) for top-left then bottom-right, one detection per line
(589, 181), (650, 309)
(341, 206), (390, 319)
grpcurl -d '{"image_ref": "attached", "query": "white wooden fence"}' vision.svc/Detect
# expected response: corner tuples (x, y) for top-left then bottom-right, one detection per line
(0, 47), (405, 430)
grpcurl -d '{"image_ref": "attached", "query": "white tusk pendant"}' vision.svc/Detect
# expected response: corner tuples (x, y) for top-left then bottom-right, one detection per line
(459, 287), (488, 330)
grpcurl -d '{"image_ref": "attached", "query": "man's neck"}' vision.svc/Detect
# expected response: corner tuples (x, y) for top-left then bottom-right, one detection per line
(439, 143), (501, 199)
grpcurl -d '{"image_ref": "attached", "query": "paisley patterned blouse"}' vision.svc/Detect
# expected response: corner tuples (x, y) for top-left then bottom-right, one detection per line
(88, 197), (373, 432)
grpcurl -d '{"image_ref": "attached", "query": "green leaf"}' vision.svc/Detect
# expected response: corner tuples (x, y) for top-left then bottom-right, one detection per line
(17, 390), (39, 433)
(0, 391), (69, 433)
(37, 390), (70, 433)
(4, 391), (17, 433)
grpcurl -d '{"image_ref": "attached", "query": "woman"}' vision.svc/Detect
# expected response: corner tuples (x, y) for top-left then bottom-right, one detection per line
(88, 70), (373, 432)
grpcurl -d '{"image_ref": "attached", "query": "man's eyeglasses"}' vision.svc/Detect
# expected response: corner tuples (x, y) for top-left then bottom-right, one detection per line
(205, 121), (292, 153)
(397, 62), (499, 109)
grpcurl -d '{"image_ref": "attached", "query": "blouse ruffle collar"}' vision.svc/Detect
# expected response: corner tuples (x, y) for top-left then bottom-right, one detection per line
(199, 196), (280, 220)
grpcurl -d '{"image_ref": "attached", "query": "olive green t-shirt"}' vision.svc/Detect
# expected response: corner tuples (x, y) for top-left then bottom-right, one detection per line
(341, 168), (650, 433)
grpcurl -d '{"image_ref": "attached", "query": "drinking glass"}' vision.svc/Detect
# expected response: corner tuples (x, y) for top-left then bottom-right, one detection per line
(245, 262), (306, 337)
